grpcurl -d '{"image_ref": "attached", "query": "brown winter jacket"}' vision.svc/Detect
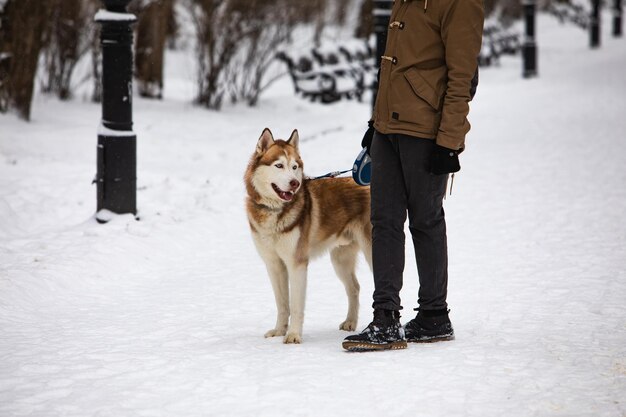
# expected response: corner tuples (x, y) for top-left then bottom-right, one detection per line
(372, 0), (484, 151)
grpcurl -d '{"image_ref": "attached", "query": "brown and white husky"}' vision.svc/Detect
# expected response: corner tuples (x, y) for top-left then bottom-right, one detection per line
(245, 128), (372, 344)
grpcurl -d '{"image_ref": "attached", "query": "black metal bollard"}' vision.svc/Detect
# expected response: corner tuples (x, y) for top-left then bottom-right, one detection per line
(590, 0), (601, 48)
(523, 0), (538, 78)
(614, 0), (623, 37)
(372, 0), (393, 110)
(95, 0), (137, 222)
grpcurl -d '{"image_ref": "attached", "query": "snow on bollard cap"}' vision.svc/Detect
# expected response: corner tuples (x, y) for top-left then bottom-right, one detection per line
(352, 148), (371, 186)
(94, 9), (137, 23)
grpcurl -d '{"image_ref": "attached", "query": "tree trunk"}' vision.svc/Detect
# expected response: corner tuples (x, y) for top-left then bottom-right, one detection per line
(355, 0), (373, 39)
(0, 3), (11, 112)
(335, 0), (349, 25)
(0, 0), (48, 120)
(135, 0), (174, 99)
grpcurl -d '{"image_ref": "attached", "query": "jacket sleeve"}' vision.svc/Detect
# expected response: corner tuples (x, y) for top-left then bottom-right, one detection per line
(437, 0), (484, 150)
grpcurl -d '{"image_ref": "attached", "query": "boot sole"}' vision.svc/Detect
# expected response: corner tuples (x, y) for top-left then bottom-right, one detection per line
(342, 340), (408, 352)
(406, 334), (455, 343)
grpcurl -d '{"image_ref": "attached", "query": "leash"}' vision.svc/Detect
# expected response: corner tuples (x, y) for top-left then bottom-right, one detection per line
(307, 148), (370, 185)
(308, 168), (352, 180)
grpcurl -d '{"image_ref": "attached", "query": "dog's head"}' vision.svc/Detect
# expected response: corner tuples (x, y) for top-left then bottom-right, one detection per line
(247, 128), (304, 204)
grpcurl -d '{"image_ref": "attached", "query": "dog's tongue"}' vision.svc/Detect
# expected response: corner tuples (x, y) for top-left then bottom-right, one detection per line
(281, 191), (294, 201)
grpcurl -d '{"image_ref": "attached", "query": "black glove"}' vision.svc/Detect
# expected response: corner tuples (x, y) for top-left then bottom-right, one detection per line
(361, 121), (375, 155)
(429, 144), (461, 175)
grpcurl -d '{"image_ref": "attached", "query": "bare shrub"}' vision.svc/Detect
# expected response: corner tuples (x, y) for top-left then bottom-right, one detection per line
(295, 0), (328, 45)
(188, 0), (330, 110)
(228, 0), (301, 106)
(41, 0), (98, 101)
(498, 0), (524, 23)
(90, 23), (102, 103)
(187, 0), (246, 110)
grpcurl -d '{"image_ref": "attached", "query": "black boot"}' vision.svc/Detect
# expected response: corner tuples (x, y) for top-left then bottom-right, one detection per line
(342, 309), (407, 351)
(404, 309), (454, 343)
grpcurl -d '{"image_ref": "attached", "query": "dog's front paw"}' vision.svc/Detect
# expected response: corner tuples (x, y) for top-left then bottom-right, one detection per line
(339, 319), (357, 332)
(283, 332), (302, 344)
(264, 328), (287, 338)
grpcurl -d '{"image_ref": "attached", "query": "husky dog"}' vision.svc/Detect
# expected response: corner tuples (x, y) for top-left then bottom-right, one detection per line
(245, 128), (372, 344)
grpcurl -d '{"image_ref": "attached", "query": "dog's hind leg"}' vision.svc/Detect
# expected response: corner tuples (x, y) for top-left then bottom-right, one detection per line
(264, 257), (290, 338)
(331, 244), (361, 332)
(359, 225), (373, 271)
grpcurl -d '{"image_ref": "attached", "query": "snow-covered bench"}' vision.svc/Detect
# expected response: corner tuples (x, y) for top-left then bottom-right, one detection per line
(479, 22), (521, 67)
(548, 1), (590, 30)
(277, 40), (375, 104)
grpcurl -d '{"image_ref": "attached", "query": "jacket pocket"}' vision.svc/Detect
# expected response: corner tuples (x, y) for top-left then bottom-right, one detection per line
(404, 67), (443, 110)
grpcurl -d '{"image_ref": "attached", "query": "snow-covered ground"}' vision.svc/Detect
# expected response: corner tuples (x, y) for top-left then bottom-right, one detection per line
(1, 15), (625, 417)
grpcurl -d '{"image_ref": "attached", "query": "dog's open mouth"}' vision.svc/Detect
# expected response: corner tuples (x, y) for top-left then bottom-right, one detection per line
(272, 183), (295, 201)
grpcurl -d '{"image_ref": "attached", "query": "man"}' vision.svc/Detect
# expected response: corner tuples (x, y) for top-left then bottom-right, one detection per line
(343, 0), (484, 351)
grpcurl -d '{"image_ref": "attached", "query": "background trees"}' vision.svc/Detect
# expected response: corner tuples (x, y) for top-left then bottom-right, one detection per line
(0, 0), (561, 120)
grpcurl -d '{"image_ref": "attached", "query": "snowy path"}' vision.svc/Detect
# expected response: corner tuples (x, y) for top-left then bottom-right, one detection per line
(1, 16), (625, 417)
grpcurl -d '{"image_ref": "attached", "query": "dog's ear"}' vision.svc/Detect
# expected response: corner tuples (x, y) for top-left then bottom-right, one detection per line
(287, 129), (299, 149)
(256, 128), (275, 155)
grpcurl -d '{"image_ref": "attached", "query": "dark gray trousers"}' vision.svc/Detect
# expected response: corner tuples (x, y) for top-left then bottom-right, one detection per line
(370, 132), (449, 312)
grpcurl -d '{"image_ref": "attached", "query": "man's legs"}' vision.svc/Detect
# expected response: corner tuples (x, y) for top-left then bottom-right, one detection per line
(370, 132), (408, 311)
(394, 135), (454, 342)
(343, 132), (451, 351)
(396, 135), (449, 312)
(342, 131), (408, 351)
